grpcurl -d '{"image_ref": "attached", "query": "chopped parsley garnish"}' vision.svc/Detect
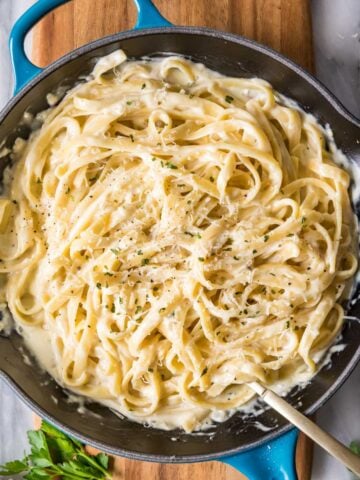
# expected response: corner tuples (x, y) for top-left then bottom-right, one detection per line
(263, 235), (269, 242)
(201, 367), (208, 376)
(225, 95), (234, 103)
(96, 282), (102, 289)
(198, 257), (205, 262)
(141, 258), (150, 266)
(141, 83), (146, 89)
(137, 249), (143, 255)
(126, 101), (132, 105)
(165, 162), (178, 169)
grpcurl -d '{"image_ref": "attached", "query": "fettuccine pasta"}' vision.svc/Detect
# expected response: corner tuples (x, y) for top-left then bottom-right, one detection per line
(0, 51), (357, 431)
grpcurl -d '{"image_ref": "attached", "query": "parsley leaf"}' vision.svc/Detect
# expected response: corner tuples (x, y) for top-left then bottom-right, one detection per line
(350, 440), (360, 456)
(0, 460), (29, 475)
(0, 421), (112, 479)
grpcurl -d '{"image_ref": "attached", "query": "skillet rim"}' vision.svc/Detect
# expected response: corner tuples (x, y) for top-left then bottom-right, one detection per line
(1, 26), (360, 127)
(1, 25), (360, 462)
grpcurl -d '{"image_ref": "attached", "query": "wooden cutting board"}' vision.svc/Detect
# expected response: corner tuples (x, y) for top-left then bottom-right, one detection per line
(32, 1), (314, 479)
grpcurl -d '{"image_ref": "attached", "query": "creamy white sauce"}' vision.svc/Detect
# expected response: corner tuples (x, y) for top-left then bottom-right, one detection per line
(0, 304), (13, 335)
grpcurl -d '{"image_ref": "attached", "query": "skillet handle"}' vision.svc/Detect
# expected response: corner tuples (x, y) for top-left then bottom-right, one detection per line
(9, 0), (172, 95)
(134, 0), (172, 29)
(9, 0), (71, 94)
(220, 428), (298, 480)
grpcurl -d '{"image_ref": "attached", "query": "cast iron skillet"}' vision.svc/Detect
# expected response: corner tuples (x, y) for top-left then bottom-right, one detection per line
(1, 1), (360, 478)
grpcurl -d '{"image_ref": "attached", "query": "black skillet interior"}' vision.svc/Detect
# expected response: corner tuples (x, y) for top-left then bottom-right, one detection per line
(1, 28), (360, 462)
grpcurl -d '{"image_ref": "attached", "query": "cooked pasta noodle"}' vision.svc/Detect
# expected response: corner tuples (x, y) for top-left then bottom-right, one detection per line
(0, 51), (357, 431)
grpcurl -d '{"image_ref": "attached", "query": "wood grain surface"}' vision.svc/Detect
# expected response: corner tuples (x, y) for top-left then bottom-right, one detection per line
(32, 1), (314, 479)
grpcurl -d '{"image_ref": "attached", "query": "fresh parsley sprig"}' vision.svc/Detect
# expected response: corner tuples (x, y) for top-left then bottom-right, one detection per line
(350, 440), (360, 457)
(0, 421), (112, 480)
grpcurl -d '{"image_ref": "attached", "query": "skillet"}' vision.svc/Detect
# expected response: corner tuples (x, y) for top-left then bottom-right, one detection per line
(1, 1), (360, 478)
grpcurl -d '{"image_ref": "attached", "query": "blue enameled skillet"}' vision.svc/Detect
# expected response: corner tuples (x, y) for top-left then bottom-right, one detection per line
(0, 1), (360, 479)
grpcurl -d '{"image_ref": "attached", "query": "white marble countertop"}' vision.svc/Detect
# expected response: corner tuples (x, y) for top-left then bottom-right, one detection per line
(0, 1), (359, 479)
